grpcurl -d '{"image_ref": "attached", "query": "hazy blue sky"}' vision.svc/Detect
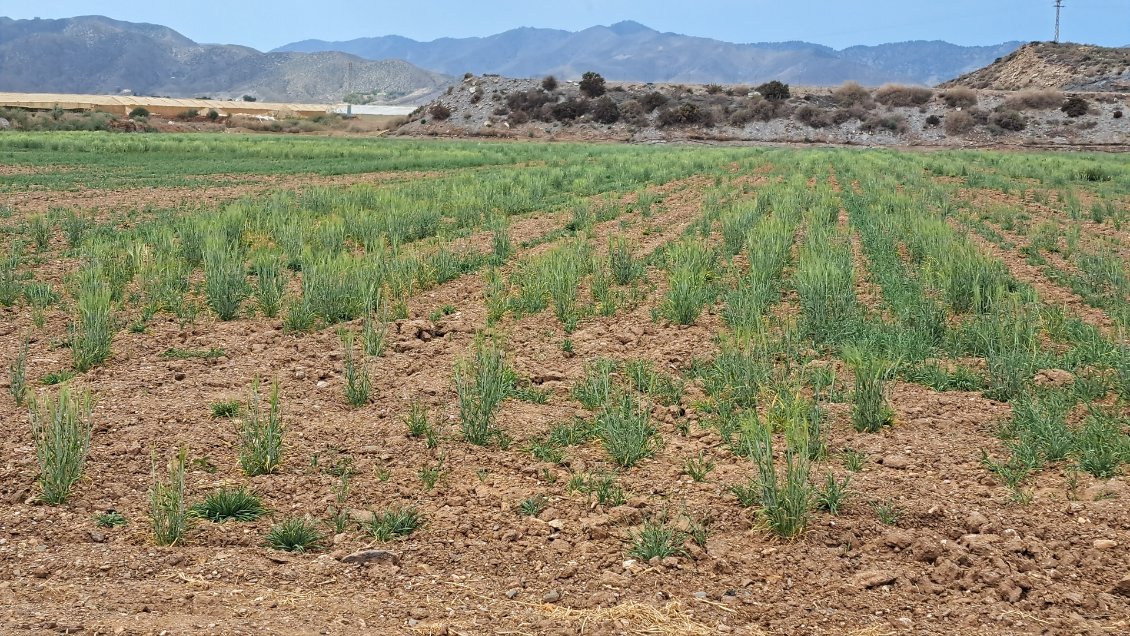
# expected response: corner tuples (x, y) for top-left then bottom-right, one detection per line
(5, 1), (1128, 50)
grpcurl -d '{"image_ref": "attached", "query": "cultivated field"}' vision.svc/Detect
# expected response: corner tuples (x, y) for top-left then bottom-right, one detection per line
(0, 134), (1128, 635)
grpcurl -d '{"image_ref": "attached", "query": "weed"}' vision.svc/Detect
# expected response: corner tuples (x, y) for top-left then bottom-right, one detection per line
(405, 401), (438, 448)
(628, 518), (688, 560)
(210, 400), (241, 418)
(284, 296), (316, 332)
(95, 510), (127, 528)
(842, 448), (867, 472)
(240, 378), (284, 476)
(573, 358), (617, 410)
(328, 471), (352, 533)
(815, 472), (850, 514)
(518, 495), (548, 517)
(189, 487), (266, 522)
(683, 453), (714, 482)
(29, 386), (94, 505)
(597, 394), (659, 468)
(608, 236), (642, 285)
(366, 506), (422, 541)
(149, 447), (189, 546)
(1074, 409), (1127, 479)
(267, 517), (323, 552)
(27, 214), (52, 251)
(161, 347), (225, 360)
(419, 457), (445, 490)
(871, 501), (901, 525)
(661, 239), (716, 325)
(561, 339), (574, 354)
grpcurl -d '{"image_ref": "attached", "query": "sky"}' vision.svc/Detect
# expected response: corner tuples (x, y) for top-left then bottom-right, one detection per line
(4, 1), (1128, 50)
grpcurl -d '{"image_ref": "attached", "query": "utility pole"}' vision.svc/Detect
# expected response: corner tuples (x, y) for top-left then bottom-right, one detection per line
(1054, 0), (1064, 43)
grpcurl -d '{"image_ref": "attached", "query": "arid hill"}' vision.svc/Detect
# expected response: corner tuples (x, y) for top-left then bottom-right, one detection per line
(940, 42), (1130, 93)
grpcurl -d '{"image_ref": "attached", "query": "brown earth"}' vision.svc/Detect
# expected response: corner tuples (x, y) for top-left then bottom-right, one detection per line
(1, 164), (1128, 636)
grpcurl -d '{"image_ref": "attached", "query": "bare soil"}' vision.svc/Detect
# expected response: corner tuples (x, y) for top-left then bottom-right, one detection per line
(1, 165), (1128, 636)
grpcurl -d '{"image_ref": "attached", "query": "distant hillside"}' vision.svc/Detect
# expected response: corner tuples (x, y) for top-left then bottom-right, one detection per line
(0, 16), (452, 103)
(276, 21), (1022, 86)
(941, 42), (1130, 92)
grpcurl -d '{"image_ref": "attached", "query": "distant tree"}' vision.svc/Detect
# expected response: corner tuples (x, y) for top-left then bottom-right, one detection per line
(128, 107), (150, 120)
(542, 75), (559, 92)
(755, 80), (791, 101)
(579, 72), (607, 98)
(206, 109), (220, 122)
(242, 95), (257, 102)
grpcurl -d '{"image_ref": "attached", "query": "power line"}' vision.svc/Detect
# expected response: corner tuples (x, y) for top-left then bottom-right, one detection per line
(1054, 0), (1064, 43)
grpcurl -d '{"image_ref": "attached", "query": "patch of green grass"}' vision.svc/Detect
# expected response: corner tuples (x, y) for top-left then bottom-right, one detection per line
(405, 401), (439, 448)
(518, 495), (548, 517)
(597, 395), (659, 468)
(454, 338), (512, 446)
(871, 500), (901, 525)
(210, 400), (241, 418)
(240, 378), (284, 476)
(682, 453), (714, 482)
(841, 448), (867, 472)
(266, 517), (323, 552)
(366, 506), (422, 541)
(815, 472), (850, 514)
(189, 487), (266, 522)
(95, 510), (127, 528)
(628, 518), (688, 560)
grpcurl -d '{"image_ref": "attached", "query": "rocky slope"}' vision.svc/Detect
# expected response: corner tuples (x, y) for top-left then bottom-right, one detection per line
(941, 42), (1130, 93)
(0, 16), (452, 103)
(395, 75), (1129, 148)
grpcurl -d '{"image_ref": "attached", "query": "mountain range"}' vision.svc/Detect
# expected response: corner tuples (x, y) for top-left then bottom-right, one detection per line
(0, 15), (451, 103)
(0, 15), (1030, 104)
(276, 20), (1023, 87)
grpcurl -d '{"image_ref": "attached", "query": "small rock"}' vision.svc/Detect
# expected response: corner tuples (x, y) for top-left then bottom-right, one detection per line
(1034, 368), (1074, 388)
(340, 550), (400, 566)
(881, 455), (910, 469)
(316, 380), (329, 389)
(853, 570), (898, 589)
(964, 511), (989, 534)
(294, 369), (307, 380)
(547, 519), (565, 531)
(505, 588), (519, 599)
(348, 509), (375, 524)
(1111, 576), (1130, 597)
(542, 590), (561, 603)
(173, 372), (186, 381)
(89, 530), (106, 543)
(1093, 539), (1118, 550)
(883, 531), (913, 550)
(693, 591), (708, 600)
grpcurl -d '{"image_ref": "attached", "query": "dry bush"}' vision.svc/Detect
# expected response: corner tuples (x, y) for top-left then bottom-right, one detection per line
(860, 114), (908, 134)
(507, 110), (530, 125)
(618, 99), (646, 125)
(874, 84), (933, 107)
(942, 87), (978, 108)
(1061, 96), (1090, 117)
(428, 103), (452, 121)
(640, 91), (669, 112)
(795, 105), (835, 128)
(944, 111), (976, 135)
(1004, 89), (1064, 111)
(657, 102), (713, 127)
(591, 96), (620, 124)
(989, 110), (1026, 131)
(833, 82), (875, 108)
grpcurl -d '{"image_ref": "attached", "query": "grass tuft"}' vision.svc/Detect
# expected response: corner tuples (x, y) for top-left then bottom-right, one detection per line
(29, 386), (94, 505)
(189, 487), (266, 522)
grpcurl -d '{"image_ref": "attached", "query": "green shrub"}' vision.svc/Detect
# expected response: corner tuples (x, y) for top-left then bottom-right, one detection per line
(366, 506), (422, 541)
(580, 72), (607, 98)
(741, 412), (811, 537)
(29, 386), (94, 505)
(755, 80), (791, 101)
(628, 518), (688, 560)
(573, 358), (617, 410)
(128, 107), (150, 120)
